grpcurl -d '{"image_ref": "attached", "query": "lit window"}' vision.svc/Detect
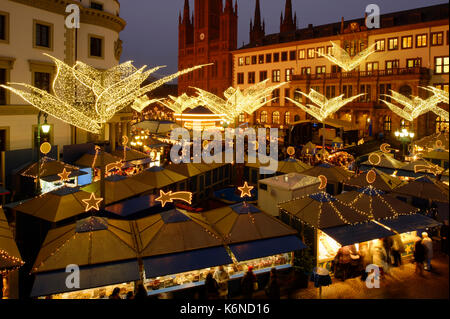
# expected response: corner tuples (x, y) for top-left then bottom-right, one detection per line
(285, 68), (294, 81)
(298, 49), (305, 60)
(435, 116), (449, 133)
(316, 66), (326, 74)
(435, 56), (449, 74)
(260, 111), (268, 123)
(307, 48), (315, 59)
(375, 39), (385, 51)
(416, 34), (427, 47)
(383, 116), (392, 132)
(238, 57), (244, 66)
(431, 32), (443, 46)
(388, 37), (398, 50)
(317, 47), (325, 57)
(272, 111), (280, 124)
(284, 112), (291, 125)
(401, 36), (413, 49)
(272, 70), (281, 82)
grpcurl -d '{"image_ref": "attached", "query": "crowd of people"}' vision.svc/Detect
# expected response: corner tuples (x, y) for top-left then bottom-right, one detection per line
(107, 265), (281, 300)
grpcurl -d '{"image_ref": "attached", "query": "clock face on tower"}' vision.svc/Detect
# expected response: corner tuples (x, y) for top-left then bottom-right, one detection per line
(199, 33), (205, 41)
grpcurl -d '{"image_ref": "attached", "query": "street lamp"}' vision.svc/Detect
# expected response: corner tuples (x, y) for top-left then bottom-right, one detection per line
(394, 128), (415, 159)
(36, 111), (50, 194)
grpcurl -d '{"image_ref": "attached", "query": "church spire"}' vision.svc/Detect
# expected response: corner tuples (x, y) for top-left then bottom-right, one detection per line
(182, 0), (190, 25)
(280, 0), (296, 33)
(250, 0), (265, 44)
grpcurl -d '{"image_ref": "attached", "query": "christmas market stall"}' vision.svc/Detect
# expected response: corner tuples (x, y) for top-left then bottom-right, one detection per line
(392, 176), (449, 208)
(398, 158), (439, 179)
(30, 216), (141, 299)
(1, 207), (24, 299)
(302, 163), (354, 195)
(360, 152), (404, 175)
(74, 151), (121, 182)
(343, 168), (406, 192)
(129, 166), (188, 194)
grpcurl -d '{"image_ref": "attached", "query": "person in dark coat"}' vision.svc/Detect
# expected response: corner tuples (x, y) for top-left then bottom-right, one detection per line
(241, 266), (257, 299)
(205, 272), (219, 299)
(265, 268), (280, 299)
(134, 284), (148, 300)
(109, 287), (121, 299)
(413, 237), (426, 276)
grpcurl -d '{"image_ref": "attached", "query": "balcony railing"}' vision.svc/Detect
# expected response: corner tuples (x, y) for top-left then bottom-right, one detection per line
(291, 67), (429, 81)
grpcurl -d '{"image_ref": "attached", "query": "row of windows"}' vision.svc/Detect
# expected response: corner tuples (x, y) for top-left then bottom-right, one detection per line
(0, 12), (104, 58)
(237, 31), (448, 67)
(236, 56), (449, 85)
(375, 31), (449, 51)
(251, 111), (293, 125)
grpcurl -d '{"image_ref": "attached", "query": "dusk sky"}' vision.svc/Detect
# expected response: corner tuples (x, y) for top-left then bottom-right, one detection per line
(119, 0), (447, 78)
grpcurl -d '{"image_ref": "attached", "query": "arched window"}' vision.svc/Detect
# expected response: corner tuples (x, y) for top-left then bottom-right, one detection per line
(260, 111), (268, 123)
(272, 111), (280, 124)
(285, 112), (291, 125)
(238, 113), (245, 123)
(294, 115), (300, 122)
(383, 115), (391, 132)
(435, 116), (449, 133)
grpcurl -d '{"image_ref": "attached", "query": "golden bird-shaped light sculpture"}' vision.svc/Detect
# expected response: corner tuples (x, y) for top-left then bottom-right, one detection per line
(317, 41), (377, 72)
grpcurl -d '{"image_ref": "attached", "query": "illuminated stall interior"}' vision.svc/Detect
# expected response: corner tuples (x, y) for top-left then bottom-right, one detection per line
(175, 106), (226, 131)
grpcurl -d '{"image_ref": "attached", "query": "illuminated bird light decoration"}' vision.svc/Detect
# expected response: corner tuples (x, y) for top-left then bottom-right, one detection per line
(421, 86), (449, 121)
(1, 54), (209, 134)
(317, 41), (377, 72)
(380, 90), (442, 122)
(159, 93), (199, 114)
(192, 79), (287, 123)
(286, 89), (365, 122)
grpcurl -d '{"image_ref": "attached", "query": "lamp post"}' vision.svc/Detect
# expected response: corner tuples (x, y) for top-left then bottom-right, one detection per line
(394, 128), (415, 159)
(36, 111), (51, 194)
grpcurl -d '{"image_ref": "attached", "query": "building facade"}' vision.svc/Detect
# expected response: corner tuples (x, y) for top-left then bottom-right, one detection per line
(232, 3), (449, 139)
(178, 0), (238, 97)
(0, 0), (126, 153)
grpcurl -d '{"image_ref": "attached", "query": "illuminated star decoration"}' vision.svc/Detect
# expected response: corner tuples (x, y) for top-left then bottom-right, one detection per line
(193, 79), (287, 123)
(286, 89), (365, 122)
(238, 182), (254, 198)
(156, 190), (193, 207)
(380, 90), (441, 122)
(1, 54), (210, 134)
(317, 41), (377, 72)
(82, 193), (103, 212)
(57, 168), (71, 182)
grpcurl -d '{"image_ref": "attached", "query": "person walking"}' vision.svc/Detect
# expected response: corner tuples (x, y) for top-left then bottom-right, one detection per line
(265, 268), (280, 299)
(241, 266), (257, 299)
(421, 232), (433, 271)
(371, 240), (389, 276)
(109, 287), (122, 299)
(391, 235), (405, 267)
(205, 272), (220, 299)
(134, 284), (148, 300)
(413, 237), (426, 276)
(214, 266), (230, 299)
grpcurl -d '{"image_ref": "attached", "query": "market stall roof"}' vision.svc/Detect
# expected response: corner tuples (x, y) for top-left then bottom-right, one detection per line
(31, 260), (140, 298)
(421, 149), (449, 161)
(105, 194), (161, 217)
(322, 222), (395, 247)
(130, 166), (187, 189)
(111, 147), (148, 162)
(379, 214), (442, 234)
(393, 176), (449, 203)
(413, 132), (449, 152)
(165, 162), (211, 177)
(132, 120), (180, 135)
(31, 216), (138, 274)
(14, 187), (93, 222)
(0, 208), (24, 272)
(361, 152), (404, 171)
(278, 192), (369, 229)
(343, 169), (406, 192)
(302, 142), (317, 154)
(19, 157), (87, 181)
(276, 158), (312, 174)
(202, 202), (299, 244)
(81, 175), (153, 205)
(302, 163), (354, 184)
(337, 186), (419, 220)
(74, 151), (121, 168)
(30, 216), (140, 297)
(229, 235), (306, 262)
(259, 173), (320, 191)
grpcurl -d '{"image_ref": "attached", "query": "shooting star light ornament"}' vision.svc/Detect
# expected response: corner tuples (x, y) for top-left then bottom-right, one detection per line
(156, 190), (193, 207)
(414, 163), (444, 176)
(105, 161), (123, 172)
(317, 41), (377, 72)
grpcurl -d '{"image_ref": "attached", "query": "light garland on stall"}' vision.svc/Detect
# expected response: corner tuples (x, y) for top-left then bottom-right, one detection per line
(1, 54), (209, 134)
(286, 89), (365, 122)
(0, 249), (24, 276)
(193, 79), (287, 123)
(316, 41), (377, 72)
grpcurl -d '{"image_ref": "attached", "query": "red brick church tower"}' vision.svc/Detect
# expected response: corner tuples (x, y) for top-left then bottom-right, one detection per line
(178, 0), (238, 97)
